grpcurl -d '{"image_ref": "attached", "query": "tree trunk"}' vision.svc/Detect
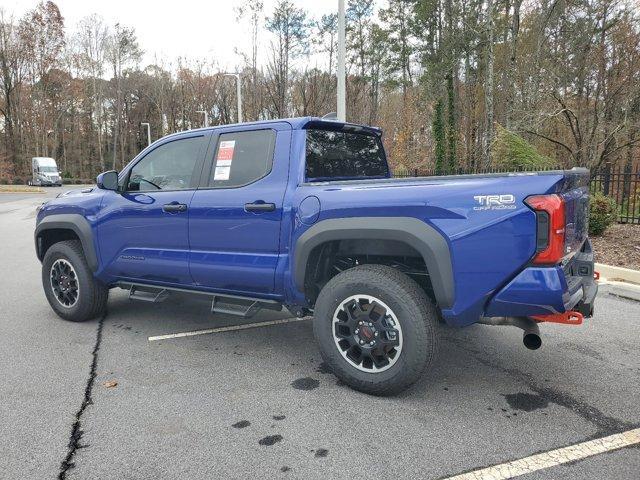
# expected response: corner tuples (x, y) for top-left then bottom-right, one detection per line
(484, 0), (495, 168)
(505, 0), (522, 129)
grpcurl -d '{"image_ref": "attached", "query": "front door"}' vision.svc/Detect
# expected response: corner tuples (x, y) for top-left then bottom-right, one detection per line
(188, 124), (291, 296)
(98, 132), (208, 285)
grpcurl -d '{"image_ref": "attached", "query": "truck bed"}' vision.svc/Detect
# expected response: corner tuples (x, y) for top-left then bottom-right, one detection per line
(295, 168), (591, 326)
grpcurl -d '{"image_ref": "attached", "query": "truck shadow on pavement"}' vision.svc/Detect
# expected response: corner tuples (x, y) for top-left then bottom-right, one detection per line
(102, 290), (638, 436)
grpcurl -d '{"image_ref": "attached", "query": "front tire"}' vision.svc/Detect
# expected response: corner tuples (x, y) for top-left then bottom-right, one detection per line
(313, 265), (438, 396)
(42, 240), (108, 322)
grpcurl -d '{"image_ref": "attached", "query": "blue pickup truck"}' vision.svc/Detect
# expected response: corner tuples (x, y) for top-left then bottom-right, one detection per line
(35, 117), (597, 395)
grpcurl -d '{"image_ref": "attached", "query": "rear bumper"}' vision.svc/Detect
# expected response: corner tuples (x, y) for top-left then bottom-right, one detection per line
(485, 239), (598, 318)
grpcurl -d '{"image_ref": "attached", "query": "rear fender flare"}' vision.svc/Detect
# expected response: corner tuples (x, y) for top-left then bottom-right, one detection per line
(294, 217), (454, 308)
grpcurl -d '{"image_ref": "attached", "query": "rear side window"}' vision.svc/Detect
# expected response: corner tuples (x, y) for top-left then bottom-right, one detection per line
(209, 129), (276, 188)
(305, 129), (389, 181)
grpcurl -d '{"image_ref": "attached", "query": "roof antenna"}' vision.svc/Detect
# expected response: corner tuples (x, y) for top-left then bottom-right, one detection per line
(322, 112), (338, 120)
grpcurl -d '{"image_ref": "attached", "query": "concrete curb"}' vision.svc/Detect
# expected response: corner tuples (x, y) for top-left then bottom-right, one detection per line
(595, 263), (640, 285)
(0, 186), (45, 194)
(594, 264), (640, 302)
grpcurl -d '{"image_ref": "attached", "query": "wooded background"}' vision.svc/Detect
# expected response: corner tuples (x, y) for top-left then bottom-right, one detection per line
(0, 0), (638, 181)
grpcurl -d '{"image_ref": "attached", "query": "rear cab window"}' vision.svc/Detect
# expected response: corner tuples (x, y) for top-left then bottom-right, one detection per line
(305, 128), (389, 182)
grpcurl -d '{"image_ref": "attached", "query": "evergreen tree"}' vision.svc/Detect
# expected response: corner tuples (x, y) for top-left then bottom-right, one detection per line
(433, 99), (446, 174)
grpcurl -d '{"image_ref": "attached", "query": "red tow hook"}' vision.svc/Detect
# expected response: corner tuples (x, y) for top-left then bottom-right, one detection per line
(531, 311), (584, 325)
(594, 271), (600, 281)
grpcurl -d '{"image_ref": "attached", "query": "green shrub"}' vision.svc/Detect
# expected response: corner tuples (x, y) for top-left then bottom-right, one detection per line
(12, 177), (24, 185)
(0, 177), (8, 185)
(492, 125), (556, 171)
(589, 192), (618, 236)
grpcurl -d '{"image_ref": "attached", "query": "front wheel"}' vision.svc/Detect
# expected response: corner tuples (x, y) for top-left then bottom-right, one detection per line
(313, 264), (438, 396)
(42, 240), (108, 322)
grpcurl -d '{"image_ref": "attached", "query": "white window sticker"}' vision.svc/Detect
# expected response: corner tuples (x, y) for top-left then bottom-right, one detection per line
(214, 166), (231, 181)
(216, 140), (235, 165)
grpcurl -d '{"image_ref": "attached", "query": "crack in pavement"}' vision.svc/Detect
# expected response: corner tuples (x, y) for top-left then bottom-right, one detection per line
(58, 312), (106, 480)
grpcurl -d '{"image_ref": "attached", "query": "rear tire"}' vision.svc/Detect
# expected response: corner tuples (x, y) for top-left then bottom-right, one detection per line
(42, 240), (108, 322)
(313, 264), (438, 396)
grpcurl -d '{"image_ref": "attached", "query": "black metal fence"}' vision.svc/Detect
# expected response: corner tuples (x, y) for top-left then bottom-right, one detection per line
(392, 166), (640, 225)
(590, 167), (640, 224)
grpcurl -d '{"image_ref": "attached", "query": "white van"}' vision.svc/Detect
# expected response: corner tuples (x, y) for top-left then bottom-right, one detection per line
(30, 157), (62, 186)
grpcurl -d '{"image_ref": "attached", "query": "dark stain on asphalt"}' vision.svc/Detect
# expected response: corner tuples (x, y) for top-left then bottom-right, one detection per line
(281, 466), (291, 472)
(503, 392), (549, 412)
(259, 434), (283, 446)
(291, 377), (319, 390)
(444, 335), (638, 436)
(315, 362), (333, 374)
(556, 341), (604, 361)
(232, 420), (250, 429)
(273, 415), (286, 421)
(314, 448), (329, 458)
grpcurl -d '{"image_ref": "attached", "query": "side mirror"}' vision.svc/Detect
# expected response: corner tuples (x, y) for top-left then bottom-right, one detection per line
(96, 170), (119, 191)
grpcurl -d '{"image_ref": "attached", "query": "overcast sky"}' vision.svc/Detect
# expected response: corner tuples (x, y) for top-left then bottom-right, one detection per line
(1, 0), (381, 71)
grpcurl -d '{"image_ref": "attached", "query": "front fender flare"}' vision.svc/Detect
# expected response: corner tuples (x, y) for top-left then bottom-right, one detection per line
(35, 214), (98, 271)
(294, 217), (454, 308)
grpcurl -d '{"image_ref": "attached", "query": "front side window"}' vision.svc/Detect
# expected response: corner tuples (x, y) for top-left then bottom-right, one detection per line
(305, 129), (389, 181)
(208, 130), (276, 188)
(127, 136), (205, 191)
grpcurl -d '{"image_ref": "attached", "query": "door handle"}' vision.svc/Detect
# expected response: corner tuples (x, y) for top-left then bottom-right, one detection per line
(244, 201), (276, 212)
(162, 202), (188, 213)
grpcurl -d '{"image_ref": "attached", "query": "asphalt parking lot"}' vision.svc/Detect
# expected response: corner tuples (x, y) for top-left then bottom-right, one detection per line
(1, 187), (639, 479)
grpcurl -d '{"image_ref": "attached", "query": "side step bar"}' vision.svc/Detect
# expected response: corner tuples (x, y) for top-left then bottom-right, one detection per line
(118, 282), (282, 319)
(128, 285), (170, 303)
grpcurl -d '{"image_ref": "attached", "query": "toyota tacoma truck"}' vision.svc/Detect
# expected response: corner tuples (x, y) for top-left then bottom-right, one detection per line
(35, 117), (597, 395)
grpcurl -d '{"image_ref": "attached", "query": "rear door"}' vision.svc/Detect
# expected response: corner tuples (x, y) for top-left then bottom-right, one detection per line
(98, 132), (208, 285)
(188, 123), (291, 296)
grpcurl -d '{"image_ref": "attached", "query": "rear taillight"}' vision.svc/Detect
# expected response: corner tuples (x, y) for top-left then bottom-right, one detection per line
(525, 194), (566, 265)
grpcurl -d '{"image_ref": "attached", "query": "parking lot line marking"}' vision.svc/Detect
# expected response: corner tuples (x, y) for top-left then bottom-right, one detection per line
(442, 427), (640, 480)
(148, 317), (310, 342)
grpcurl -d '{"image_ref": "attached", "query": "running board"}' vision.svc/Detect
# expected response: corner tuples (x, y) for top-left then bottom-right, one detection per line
(210, 297), (280, 318)
(128, 285), (169, 303)
(119, 282), (282, 318)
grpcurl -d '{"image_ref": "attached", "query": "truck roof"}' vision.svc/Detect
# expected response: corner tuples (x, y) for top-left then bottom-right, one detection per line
(165, 117), (382, 142)
(32, 157), (57, 164)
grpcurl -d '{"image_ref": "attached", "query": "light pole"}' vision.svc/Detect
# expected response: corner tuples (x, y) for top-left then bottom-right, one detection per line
(196, 110), (209, 127)
(337, 0), (346, 122)
(223, 72), (243, 123)
(140, 122), (151, 146)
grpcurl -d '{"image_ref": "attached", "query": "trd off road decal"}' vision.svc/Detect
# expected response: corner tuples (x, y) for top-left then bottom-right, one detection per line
(473, 194), (517, 211)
